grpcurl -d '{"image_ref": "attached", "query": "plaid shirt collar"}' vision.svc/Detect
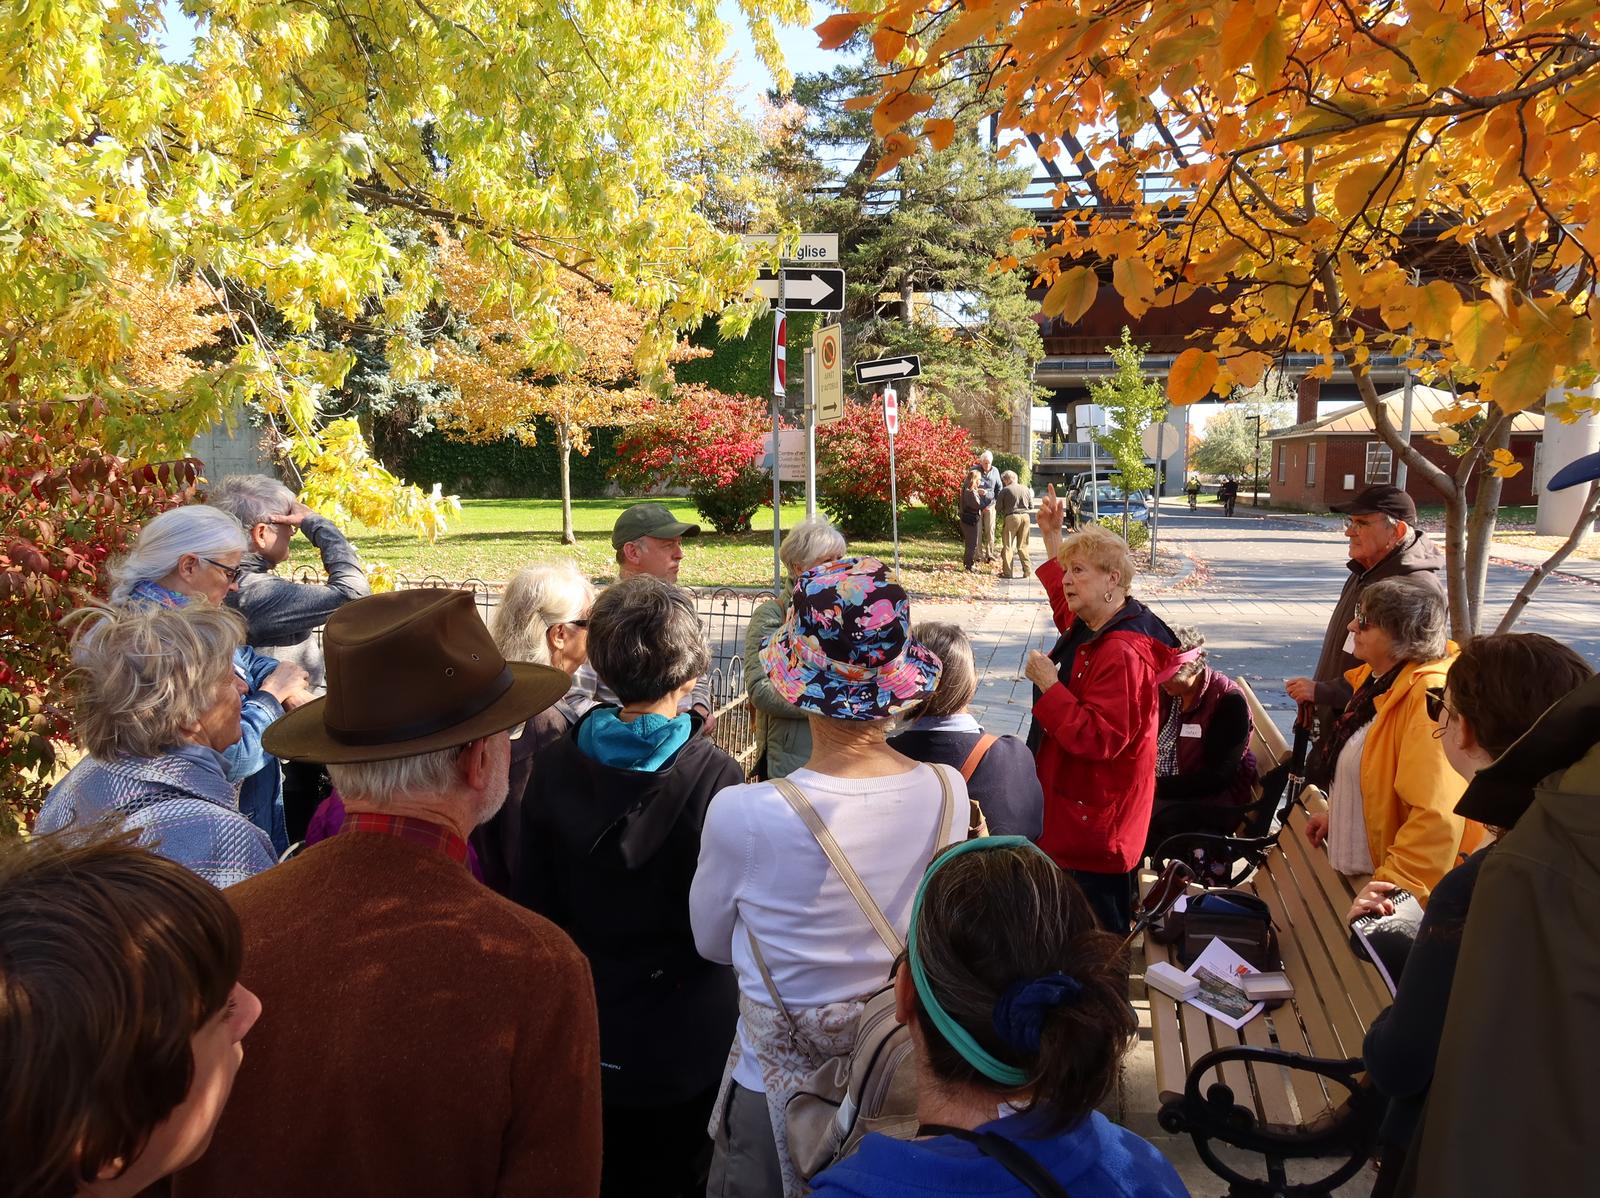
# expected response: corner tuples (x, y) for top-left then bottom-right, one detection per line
(339, 811), (469, 866)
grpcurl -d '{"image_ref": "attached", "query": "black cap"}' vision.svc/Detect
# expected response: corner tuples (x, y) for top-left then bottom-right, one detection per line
(1331, 485), (1416, 523)
(1549, 449), (1600, 492)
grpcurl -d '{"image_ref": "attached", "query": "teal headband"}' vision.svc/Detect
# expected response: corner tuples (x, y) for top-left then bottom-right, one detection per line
(906, 836), (1052, 1088)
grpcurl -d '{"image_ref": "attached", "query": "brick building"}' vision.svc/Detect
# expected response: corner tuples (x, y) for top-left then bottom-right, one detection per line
(1266, 385), (1544, 510)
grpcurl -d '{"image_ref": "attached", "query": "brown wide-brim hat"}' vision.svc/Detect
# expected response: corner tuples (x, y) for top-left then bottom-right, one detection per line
(263, 589), (571, 765)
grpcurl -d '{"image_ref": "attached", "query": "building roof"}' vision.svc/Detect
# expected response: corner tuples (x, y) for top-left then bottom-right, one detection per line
(1266, 385), (1544, 440)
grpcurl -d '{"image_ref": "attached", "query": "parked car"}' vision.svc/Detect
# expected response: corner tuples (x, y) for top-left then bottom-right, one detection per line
(1077, 481), (1151, 524)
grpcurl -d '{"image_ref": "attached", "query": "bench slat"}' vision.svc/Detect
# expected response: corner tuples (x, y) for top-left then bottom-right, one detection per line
(1142, 945), (1192, 1105)
(1237, 1003), (1300, 1129)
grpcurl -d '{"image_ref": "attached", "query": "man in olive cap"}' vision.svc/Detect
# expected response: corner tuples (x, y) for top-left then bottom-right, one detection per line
(569, 503), (714, 724)
(612, 501), (700, 584)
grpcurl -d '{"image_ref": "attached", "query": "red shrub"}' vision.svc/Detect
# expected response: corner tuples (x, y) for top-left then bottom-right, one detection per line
(816, 399), (975, 537)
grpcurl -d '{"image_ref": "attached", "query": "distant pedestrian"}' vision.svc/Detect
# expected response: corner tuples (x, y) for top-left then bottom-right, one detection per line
(1219, 477), (1239, 517)
(972, 450), (1002, 563)
(1185, 476), (1201, 511)
(995, 470), (1035, 578)
(1284, 485), (1444, 785)
(959, 470), (985, 571)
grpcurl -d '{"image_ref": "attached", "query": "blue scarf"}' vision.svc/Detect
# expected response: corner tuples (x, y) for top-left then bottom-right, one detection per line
(576, 707), (693, 772)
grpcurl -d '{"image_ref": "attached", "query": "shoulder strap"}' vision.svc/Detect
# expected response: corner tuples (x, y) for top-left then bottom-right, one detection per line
(958, 734), (1000, 782)
(917, 1126), (1071, 1198)
(746, 929), (800, 1042)
(771, 776), (904, 956)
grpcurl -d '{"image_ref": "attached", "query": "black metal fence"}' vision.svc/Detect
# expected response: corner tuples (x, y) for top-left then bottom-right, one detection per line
(288, 568), (776, 774)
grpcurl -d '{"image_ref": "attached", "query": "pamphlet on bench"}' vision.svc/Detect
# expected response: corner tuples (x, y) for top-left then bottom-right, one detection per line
(1183, 937), (1265, 1029)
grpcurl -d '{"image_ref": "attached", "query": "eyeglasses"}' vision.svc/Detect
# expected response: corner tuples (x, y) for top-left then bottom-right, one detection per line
(1424, 686), (1454, 724)
(1352, 606), (1370, 631)
(204, 558), (243, 583)
(562, 619), (590, 629)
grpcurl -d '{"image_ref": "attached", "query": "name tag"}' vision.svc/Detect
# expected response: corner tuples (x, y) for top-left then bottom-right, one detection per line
(1343, 631), (1356, 655)
(1181, 723), (1204, 738)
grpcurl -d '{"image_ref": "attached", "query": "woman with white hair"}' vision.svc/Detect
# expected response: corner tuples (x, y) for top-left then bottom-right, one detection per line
(465, 561), (597, 894)
(108, 504), (312, 855)
(36, 603), (278, 886)
(743, 515), (847, 779)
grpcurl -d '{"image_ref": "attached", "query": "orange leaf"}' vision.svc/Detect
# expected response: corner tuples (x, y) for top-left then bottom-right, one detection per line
(815, 12), (874, 50)
(841, 93), (880, 112)
(1041, 266), (1099, 324)
(873, 89), (935, 137)
(1223, 349), (1272, 388)
(924, 118), (956, 151)
(1112, 255), (1156, 317)
(1168, 348), (1221, 405)
(872, 26), (906, 63)
(871, 132), (917, 179)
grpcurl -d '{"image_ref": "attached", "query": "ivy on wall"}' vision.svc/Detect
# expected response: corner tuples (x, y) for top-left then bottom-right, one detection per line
(374, 418), (622, 500)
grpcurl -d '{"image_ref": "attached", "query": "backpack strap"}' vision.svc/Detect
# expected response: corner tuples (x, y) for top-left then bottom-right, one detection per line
(746, 930), (800, 1044)
(958, 733), (1000, 782)
(917, 1125), (1071, 1198)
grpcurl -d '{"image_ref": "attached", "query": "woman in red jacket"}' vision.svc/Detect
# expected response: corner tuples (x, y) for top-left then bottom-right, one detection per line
(1024, 487), (1178, 931)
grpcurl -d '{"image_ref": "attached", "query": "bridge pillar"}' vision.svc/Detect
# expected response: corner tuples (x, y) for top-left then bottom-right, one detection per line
(1535, 384), (1600, 535)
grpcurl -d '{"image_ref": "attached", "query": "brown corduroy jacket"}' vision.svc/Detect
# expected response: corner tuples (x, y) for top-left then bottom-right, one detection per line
(172, 830), (602, 1198)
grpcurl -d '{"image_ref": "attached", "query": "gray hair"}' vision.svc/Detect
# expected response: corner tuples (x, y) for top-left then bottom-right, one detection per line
(1359, 578), (1448, 662)
(108, 506), (247, 602)
(1170, 625), (1207, 683)
(906, 622), (976, 719)
(1000, 470), (1018, 485)
(979, 450), (994, 463)
(328, 745), (468, 806)
(67, 603), (245, 759)
(779, 516), (847, 579)
(492, 562), (595, 666)
(586, 576), (708, 705)
(206, 474), (296, 531)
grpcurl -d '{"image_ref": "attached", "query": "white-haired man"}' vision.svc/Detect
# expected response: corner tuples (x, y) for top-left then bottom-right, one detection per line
(971, 450), (1003, 564)
(174, 589), (601, 1198)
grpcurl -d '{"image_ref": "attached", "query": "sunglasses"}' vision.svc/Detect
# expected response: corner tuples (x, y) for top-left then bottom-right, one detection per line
(204, 557), (244, 583)
(1352, 606), (1370, 631)
(1425, 686), (1453, 723)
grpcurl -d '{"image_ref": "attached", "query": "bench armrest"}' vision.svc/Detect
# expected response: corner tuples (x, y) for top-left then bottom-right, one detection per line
(1149, 830), (1278, 889)
(1158, 1045), (1384, 1198)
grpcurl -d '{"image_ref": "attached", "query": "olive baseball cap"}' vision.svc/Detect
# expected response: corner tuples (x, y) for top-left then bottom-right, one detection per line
(611, 502), (701, 549)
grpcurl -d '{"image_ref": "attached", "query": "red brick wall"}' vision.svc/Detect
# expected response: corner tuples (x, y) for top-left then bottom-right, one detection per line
(1267, 434), (1539, 509)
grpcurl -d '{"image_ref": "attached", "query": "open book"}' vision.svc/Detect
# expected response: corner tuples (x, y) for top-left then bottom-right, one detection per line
(1349, 889), (1423, 997)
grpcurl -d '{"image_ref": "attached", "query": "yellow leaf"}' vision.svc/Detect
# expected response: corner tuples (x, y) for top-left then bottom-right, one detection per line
(815, 12), (875, 50)
(1434, 402), (1482, 425)
(874, 90), (936, 137)
(1333, 161), (1402, 219)
(924, 118), (956, 151)
(1428, 427), (1460, 446)
(1112, 256), (1156, 317)
(1483, 341), (1556, 413)
(841, 93), (880, 112)
(1224, 349), (1272, 388)
(1168, 348), (1221, 405)
(1399, 20), (1482, 92)
(1041, 266), (1099, 324)
(1413, 280), (1461, 341)
(1484, 275), (1514, 316)
(930, 4), (1005, 57)
(1451, 301), (1508, 371)
(1253, 16), (1288, 86)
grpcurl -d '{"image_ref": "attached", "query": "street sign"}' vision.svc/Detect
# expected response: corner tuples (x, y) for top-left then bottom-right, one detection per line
(1141, 420), (1182, 460)
(813, 324), (844, 425)
(751, 268), (846, 312)
(761, 430), (807, 482)
(853, 354), (921, 385)
(882, 386), (899, 437)
(773, 313), (787, 396)
(741, 232), (839, 263)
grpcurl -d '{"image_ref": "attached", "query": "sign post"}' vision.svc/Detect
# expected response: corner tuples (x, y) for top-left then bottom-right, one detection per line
(1140, 419), (1181, 565)
(803, 346), (817, 516)
(811, 323), (843, 521)
(883, 384), (901, 578)
(853, 354), (921, 386)
(771, 294), (786, 593)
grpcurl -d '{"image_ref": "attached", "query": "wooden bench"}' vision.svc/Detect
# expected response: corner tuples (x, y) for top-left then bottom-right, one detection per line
(1140, 681), (1388, 1197)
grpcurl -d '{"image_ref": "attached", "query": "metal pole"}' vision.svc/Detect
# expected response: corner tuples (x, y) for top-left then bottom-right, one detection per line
(804, 346), (817, 517)
(1149, 426), (1163, 565)
(1396, 370), (1415, 489)
(1089, 423), (1100, 520)
(771, 285), (785, 593)
(886, 385), (901, 577)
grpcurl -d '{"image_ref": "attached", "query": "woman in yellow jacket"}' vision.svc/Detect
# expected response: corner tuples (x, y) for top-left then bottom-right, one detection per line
(1304, 578), (1472, 908)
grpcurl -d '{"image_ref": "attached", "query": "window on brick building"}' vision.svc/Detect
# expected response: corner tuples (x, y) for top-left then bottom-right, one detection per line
(1277, 445), (1287, 483)
(1365, 441), (1393, 484)
(1306, 443), (1318, 485)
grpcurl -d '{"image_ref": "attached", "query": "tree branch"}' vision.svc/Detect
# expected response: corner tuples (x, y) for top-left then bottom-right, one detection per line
(1494, 479), (1600, 633)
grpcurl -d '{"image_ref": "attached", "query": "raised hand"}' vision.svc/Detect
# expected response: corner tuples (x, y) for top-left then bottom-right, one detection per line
(1037, 483), (1065, 536)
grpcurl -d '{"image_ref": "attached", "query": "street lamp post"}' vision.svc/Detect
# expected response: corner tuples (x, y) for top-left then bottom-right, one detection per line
(1249, 414), (1264, 508)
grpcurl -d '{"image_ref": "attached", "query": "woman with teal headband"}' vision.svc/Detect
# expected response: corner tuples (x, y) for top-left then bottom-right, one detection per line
(810, 838), (1191, 1198)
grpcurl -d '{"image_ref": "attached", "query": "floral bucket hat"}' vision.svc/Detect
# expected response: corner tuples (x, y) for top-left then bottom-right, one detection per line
(760, 556), (942, 720)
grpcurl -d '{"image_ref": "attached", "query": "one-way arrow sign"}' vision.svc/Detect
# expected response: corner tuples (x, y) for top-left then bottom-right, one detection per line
(853, 354), (922, 385)
(752, 267), (846, 313)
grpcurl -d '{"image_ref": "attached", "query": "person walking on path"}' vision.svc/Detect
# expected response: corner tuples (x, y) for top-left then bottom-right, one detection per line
(959, 470), (987, 572)
(996, 471), (1035, 579)
(973, 450), (1002, 563)
(1284, 485), (1444, 786)
(1024, 489), (1179, 931)
(174, 589), (602, 1198)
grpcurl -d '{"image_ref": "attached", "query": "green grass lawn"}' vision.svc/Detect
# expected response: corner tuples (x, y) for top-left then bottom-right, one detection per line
(292, 497), (1004, 599)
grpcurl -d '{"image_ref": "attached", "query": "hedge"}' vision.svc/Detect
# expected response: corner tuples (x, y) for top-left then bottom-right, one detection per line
(374, 419), (622, 499)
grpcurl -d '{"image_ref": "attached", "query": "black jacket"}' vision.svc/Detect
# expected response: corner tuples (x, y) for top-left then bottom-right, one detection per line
(886, 727), (1044, 838)
(512, 708), (743, 1107)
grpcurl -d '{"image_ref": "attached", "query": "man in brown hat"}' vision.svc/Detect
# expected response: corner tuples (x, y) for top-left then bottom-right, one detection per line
(1284, 484), (1445, 783)
(173, 589), (602, 1198)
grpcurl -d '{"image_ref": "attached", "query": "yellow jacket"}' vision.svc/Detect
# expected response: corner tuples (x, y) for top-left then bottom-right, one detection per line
(1343, 652), (1470, 903)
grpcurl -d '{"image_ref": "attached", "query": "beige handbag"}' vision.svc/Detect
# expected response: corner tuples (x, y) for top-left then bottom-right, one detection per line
(746, 765), (958, 1180)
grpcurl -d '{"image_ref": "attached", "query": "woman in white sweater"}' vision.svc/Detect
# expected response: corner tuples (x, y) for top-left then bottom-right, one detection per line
(691, 556), (968, 1198)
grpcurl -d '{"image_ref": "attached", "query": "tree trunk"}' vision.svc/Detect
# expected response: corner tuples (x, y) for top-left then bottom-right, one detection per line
(1461, 416), (1512, 634)
(900, 280), (913, 324)
(558, 426), (575, 546)
(1496, 479), (1600, 632)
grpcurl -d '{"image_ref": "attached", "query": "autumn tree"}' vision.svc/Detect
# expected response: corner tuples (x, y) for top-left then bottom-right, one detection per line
(1192, 398), (1295, 481)
(838, 0), (1600, 635)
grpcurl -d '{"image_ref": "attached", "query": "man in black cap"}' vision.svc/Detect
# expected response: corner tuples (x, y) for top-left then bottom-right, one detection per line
(1285, 485), (1444, 781)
